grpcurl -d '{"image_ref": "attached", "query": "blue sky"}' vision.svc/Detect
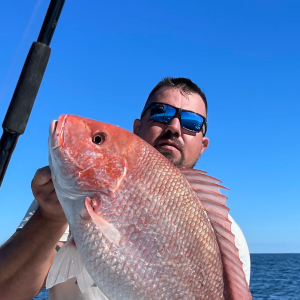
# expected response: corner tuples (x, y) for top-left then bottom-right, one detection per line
(0, 0), (299, 253)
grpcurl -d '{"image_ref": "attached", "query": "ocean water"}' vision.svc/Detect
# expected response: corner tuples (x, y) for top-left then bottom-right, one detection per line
(33, 253), (300, 299)
(250, 253), (300, 300)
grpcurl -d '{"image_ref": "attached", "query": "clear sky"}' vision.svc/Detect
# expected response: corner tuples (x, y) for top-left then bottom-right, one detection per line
(0, 0), (299, 253)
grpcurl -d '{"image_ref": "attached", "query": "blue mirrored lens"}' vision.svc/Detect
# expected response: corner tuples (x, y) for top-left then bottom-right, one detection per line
(149, 103), (204, 133)
(181, 111), (204, 132)
(151, 103), (176, 123)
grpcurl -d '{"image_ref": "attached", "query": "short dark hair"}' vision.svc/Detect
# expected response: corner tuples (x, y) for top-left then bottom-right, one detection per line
(146, 77), (207, 114)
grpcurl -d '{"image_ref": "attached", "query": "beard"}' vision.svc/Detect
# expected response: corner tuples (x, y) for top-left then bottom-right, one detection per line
(152, 131), (198, 168)
(156, 148), (185, 167)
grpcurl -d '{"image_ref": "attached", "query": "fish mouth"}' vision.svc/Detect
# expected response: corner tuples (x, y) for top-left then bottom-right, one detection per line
(50, 120), (58, 135)
(50, 115), (68, 149)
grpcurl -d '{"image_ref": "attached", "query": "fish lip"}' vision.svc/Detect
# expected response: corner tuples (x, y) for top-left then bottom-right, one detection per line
(157, 139), (181, 151)
(49, 120), (59, 149)
(49, 120), (58, 135)
(50, 115), (68, 149)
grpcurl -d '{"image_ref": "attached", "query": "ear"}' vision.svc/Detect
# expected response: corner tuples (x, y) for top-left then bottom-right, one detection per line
(133, 119), (141, 135)
(201, 137), (209, 155)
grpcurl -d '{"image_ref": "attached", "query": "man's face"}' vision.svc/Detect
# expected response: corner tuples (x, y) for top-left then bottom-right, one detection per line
(133, 86), (209, 168)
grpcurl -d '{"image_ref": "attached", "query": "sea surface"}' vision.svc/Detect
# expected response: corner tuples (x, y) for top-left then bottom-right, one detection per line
(33, 253), (300, 299)
(250, 253), (300, 300)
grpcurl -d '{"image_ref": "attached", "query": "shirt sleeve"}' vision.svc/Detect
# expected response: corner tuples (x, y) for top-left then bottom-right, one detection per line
(228, 213), (251, 286)
(17, 199), (70, 242)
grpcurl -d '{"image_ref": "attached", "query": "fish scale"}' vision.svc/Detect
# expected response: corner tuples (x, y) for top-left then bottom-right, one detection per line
(67, 151), (224, 299)
(47, 115), (252, 300)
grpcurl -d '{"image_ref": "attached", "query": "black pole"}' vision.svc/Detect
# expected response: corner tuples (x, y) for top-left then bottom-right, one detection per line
(0, 0), (65, 188)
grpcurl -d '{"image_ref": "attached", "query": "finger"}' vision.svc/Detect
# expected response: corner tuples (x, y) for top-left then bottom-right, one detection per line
(32, 166), (52, 186)
(37, 189), (60, 207)
(32, 179), (55, 196)
(49, 189), (59, 199)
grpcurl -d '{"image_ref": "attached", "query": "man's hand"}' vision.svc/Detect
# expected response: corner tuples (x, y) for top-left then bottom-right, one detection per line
(31, 166), (67, 223)
(0, 166), (68, 299)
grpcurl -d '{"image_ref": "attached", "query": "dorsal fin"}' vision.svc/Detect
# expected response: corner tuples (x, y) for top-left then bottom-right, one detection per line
(179, 168), (252, 300)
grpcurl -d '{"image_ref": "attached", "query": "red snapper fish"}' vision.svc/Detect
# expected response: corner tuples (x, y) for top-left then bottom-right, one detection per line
(46, 114), (252, 300)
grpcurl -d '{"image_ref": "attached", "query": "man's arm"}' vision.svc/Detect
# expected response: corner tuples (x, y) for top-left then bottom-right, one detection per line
(0, 167), (68, 300)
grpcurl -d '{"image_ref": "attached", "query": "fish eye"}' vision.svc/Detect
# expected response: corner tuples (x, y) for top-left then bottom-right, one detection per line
(92, 133), (106, 145)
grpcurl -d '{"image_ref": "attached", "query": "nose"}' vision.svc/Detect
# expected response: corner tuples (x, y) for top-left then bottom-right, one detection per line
(164, 117), (181, 137)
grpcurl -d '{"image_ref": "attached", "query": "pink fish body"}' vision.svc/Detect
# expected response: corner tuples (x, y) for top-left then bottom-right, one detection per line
(47, 115), (252, 300)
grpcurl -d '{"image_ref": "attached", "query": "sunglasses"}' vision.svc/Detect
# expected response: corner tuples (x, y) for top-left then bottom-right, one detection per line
(140, 102), (207, 135)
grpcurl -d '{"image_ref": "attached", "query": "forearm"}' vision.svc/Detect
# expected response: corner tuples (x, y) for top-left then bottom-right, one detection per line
(0, 207), (68, 300)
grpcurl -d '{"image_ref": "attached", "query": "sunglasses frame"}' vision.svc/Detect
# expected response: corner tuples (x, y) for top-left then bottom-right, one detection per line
(140, 102), (207, 136)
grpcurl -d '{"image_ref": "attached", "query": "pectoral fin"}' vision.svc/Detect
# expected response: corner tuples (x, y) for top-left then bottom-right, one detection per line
(85, 197), (121, 246)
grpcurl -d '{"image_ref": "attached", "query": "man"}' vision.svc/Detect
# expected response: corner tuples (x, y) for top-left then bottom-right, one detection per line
(0, 77), (250, 299)
(134, 77), (209, 168)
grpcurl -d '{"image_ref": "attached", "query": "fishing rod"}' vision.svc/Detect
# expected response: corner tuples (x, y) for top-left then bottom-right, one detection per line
(0, 0), (65, 189)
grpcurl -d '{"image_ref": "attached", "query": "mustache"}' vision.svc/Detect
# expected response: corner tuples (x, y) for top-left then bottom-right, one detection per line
(154, 131), (184, 152)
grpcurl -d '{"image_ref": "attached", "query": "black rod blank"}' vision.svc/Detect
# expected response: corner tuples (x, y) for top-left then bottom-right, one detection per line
(0, 0), (65, 188)
(38, 0), (65, 46)
(0, 133), (19, 186)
